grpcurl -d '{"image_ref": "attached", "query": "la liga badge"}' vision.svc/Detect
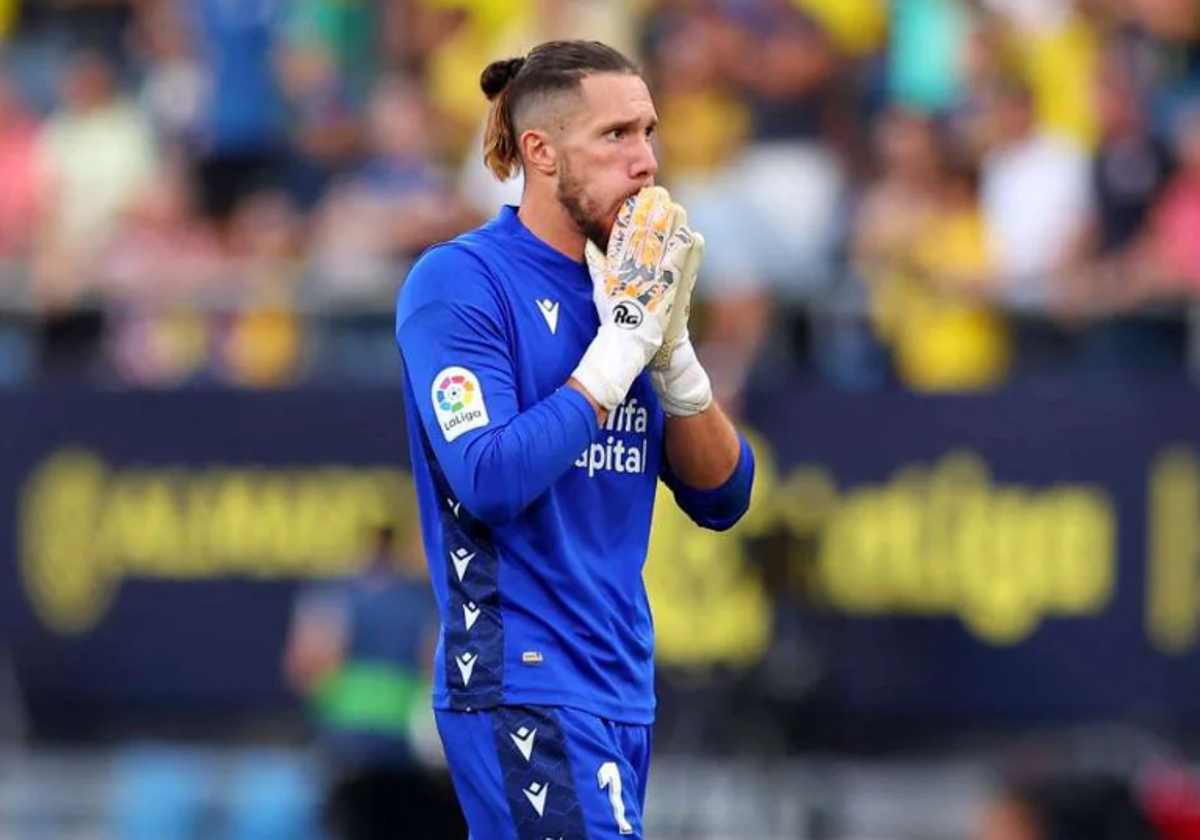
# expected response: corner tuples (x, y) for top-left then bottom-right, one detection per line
(432, 366), (490, 442)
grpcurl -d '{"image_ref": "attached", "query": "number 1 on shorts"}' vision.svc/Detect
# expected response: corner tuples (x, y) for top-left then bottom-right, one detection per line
(597, 761), (634, 835)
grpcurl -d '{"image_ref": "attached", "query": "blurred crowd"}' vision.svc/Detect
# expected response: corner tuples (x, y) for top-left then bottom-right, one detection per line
(0, 0), (1197, 397)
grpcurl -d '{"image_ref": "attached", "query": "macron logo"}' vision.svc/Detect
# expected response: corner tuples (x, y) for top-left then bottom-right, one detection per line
(523, 782), (548, 817)
(536, 299), (559, 334)
(451, 547), (475, 581)
(456, 652), (477, 686)
(510, 726), (536, 761)
(463, 602), (480, 631)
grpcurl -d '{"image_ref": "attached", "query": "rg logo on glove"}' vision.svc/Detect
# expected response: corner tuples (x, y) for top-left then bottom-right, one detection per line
(612, 301), (644, 329)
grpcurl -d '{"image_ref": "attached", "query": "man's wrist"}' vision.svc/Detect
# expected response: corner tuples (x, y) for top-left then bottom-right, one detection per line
(651, 339), (712, 417)
(571, 325), (655, 413)
(566, 377), (608, 426)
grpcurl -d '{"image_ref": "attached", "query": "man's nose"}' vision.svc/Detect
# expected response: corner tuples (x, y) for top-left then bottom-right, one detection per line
(631, 137), (658, 183)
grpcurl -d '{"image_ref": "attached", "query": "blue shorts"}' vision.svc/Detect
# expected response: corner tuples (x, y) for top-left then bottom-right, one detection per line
(435, 705), (652, 840)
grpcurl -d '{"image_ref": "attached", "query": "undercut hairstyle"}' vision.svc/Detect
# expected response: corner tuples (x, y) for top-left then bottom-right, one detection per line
(480, 40), (639, 181)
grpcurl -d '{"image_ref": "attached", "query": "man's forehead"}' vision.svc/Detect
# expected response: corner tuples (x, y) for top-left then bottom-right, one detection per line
(575, 73), (657, 127)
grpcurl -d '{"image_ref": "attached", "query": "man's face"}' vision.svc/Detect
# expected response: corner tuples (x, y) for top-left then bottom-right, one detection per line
(987, 90), (1034, 148)
(552, 73), (660, 250)
(62, 53), (115, 112)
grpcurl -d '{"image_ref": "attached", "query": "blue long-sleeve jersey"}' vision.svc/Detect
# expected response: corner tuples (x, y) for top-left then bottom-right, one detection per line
(395, 206), (754, 723)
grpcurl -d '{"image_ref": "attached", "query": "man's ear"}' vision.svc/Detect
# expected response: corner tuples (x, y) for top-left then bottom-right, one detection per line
(520, 129), (557, 176)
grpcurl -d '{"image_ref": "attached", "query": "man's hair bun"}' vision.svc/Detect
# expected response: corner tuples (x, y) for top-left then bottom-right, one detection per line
(480, 57), (526, 101)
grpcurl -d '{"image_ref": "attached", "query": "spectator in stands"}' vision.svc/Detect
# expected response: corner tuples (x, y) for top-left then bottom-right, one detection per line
(899, 146), (1010, 390)
(979, 77), (1091, 311)
(1141, 104), (1200, 296)
(980, 0), (1103, 150)
(651, 12), (752, 191)
(276, 31), (362, 211)
(852, 108), (941, 367)
(284, 524), (463, 840)
(189, 0), (288, 229)
(401, 0), (517, 160)
(1062, 53), (1174, 319)
(0, 74), (38, 263)
(310, 74), (478, 303)
(856, 111), (1009, 390)
(133, 0), (205, 152)
(1117, 0), (1200, 142)
(722, 0), (846, 292)
(31, 49), (159, 313)
(97, 156), (225, 388)
(218, 189), (305, 388)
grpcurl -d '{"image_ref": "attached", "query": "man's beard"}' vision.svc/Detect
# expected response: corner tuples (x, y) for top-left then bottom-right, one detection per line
(556, 159), (611, 251)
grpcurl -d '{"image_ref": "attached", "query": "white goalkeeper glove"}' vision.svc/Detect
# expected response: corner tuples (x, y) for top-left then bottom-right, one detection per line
(648, 206), (711, 417)
(572, 186), (692, 412)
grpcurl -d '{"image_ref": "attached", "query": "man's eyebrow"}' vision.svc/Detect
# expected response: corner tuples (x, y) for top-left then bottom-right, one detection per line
(598, 116), (659, 134)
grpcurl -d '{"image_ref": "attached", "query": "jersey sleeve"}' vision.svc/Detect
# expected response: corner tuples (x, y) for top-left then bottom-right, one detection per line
(659, 432), (755, 531)
(396, 244), (601, 525)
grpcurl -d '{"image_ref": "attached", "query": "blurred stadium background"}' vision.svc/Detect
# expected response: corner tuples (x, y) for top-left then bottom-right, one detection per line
(3, 0), (1200, 838)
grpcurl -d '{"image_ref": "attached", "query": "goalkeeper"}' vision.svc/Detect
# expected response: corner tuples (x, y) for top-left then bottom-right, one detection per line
(394, 40), (754, 839)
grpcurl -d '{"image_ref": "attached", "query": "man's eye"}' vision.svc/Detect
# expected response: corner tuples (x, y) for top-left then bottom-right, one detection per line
(606, 128), (625, 141)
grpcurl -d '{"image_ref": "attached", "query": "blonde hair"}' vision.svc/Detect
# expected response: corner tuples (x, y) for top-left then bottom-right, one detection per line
(480, 57), (525, 181)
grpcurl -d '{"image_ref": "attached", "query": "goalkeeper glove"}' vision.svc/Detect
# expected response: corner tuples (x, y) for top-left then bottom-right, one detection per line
(572, 186), (692, 411)
(648, 205), (712, 417)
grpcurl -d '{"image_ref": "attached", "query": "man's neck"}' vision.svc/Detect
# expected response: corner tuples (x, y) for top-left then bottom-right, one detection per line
(518, 191), (587, 263)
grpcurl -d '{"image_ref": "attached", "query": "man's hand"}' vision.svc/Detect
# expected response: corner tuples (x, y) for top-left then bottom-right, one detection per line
(648, 205), (712, 417)
(571, 186), (690, 411)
